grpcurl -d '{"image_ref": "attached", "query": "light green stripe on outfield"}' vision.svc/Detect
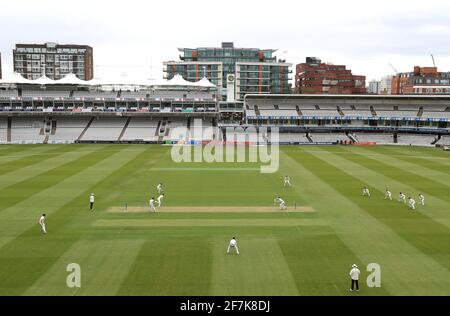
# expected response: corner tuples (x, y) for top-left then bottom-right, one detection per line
(24, 239), (144, 296)
(0, 146), (102, 192)
(385, 146), (450, 167)
(354, 147), (450, 188)
(0, 146), (148, 249)
(0, 145), (58, 165)
(94, 218), (324, 227)
(306, 147), (450, 228)
(210, 238), (300, 295)
(280, 150), (450, 295)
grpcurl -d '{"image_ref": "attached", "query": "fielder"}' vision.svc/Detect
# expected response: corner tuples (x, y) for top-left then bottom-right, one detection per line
(284, 175), (292, 187)
(157, 183), (163, 195)
(39, 214), (47, 234)
(89, 193), (95, 210)
(157, 194), (164, 208)
(274, 196), (287, 210)
(227, 237), (240, 255)
(362, 186), (371, 197)
(408, 197), (416, 210)
(418, 194), (425, 206)
(398, 192), (406, 204)
(149, 197), (156, 212)
(385, 189), (392, 200)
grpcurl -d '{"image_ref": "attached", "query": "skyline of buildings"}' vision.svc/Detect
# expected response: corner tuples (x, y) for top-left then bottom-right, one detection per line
(1, 41), (450, 96)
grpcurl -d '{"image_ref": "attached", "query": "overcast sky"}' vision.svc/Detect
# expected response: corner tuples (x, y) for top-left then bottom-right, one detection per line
(1, 0), (450, 83)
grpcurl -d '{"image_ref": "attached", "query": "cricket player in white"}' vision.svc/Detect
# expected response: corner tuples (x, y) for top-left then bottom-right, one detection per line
(399, 192), (406, 203)
(349, 264), (360, 292)
(408, 197), (416, 210)
(274, 197), (287, 210)
(157, 183), (163, 195)
(227, 237), (239, 255)
(284, 176), (291, 187)
(157, 194), (164, 208)
(418, 194), (425, 206)
(39, 214), (47, 234)
(385, 190), (392, 200)
(362, 186), (371, 197)
(89, 193), (95, 210)
(149, 197), (156, 212)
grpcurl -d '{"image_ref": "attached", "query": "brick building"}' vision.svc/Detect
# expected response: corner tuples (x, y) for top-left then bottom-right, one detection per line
(391, 66), (450, 95)
(295, 57), (366, 94)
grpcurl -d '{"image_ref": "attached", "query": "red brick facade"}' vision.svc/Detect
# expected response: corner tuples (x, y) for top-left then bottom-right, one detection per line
(295, 57), (366, 94)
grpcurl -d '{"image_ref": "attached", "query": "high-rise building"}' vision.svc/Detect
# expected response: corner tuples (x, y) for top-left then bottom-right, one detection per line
(13, 42), (93, 80)
(368, 80), (380, 94)
(295, 57), (366, 94)
(379, 76), (392, 95)
(391, 66), (450, 95)
(163, 42), (292, 101)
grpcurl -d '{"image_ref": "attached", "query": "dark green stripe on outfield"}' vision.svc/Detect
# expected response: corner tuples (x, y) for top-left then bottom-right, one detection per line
(337, 146), (450, 203)
(369, 146), (450, 175)
(0, 145), (80, 176)
(287, 149), (450, 271)
(117, 238), (213, 295)
(278, 232), (389, 295)
(0, 146), (160, 295)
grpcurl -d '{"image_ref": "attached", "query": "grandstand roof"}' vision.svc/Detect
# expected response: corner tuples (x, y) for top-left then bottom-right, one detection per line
(0, 72), (34, 85)
(0, 73), (216, 89)
(54, 73), (90, 85)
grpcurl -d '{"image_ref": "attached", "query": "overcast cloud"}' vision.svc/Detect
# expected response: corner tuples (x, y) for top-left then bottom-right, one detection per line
(1, 0), (450, 83)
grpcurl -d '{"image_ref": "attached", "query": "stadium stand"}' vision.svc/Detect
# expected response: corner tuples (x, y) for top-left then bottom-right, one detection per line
(436, 135), (450, 145)
(278, 133), (311, 143)
(0, 117), (7, 143)
(0, 89), (19, 98)
(22, 90), (70, 98)
(73, 91), (118, 99)
(48, 117), (91, 143)
(309, 133), (349, 143)
(80, 116), (127, 141)
(10, 117), (46, 143)
(396, 134), (436, 146)
(354, 133), (393, 144)
(121, 117), (159, 142)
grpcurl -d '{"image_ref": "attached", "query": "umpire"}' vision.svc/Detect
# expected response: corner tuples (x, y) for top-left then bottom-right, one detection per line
(349, 264), (360, 292)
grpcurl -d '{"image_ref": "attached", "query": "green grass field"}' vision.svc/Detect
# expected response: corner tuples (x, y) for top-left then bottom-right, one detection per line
(0, 144), (449, 296)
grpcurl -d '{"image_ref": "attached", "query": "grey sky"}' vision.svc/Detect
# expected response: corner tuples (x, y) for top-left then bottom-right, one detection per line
(1, 0), (450, 83)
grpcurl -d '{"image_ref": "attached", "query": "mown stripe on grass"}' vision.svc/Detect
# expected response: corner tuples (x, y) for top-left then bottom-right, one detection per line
(0, 145), (149, 295)
(323, 146), (450, 227)
(342, 149), (450, 207)
(93, 218), (324, 227)
(24, 239), (145, 296)
(0, 145), (57, 165)
(0, 145), (80, 177)
(0, 145), (101, 194)
(210, 237), (300, 295)
(352, 146), (450, 190)
(381, 146), (450, 173)
(278, 232), (369, 296)
(117, 238), (213, 295)
(300, 147), (450, 272)
(0, 146), (109, 214)
(282, 148), (450, 295)
(0, 144), (37, 157)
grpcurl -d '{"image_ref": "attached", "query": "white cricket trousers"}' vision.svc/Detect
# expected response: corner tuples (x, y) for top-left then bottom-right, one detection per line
(227, 245), (239, 255)
(40, 224), (46, 234)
